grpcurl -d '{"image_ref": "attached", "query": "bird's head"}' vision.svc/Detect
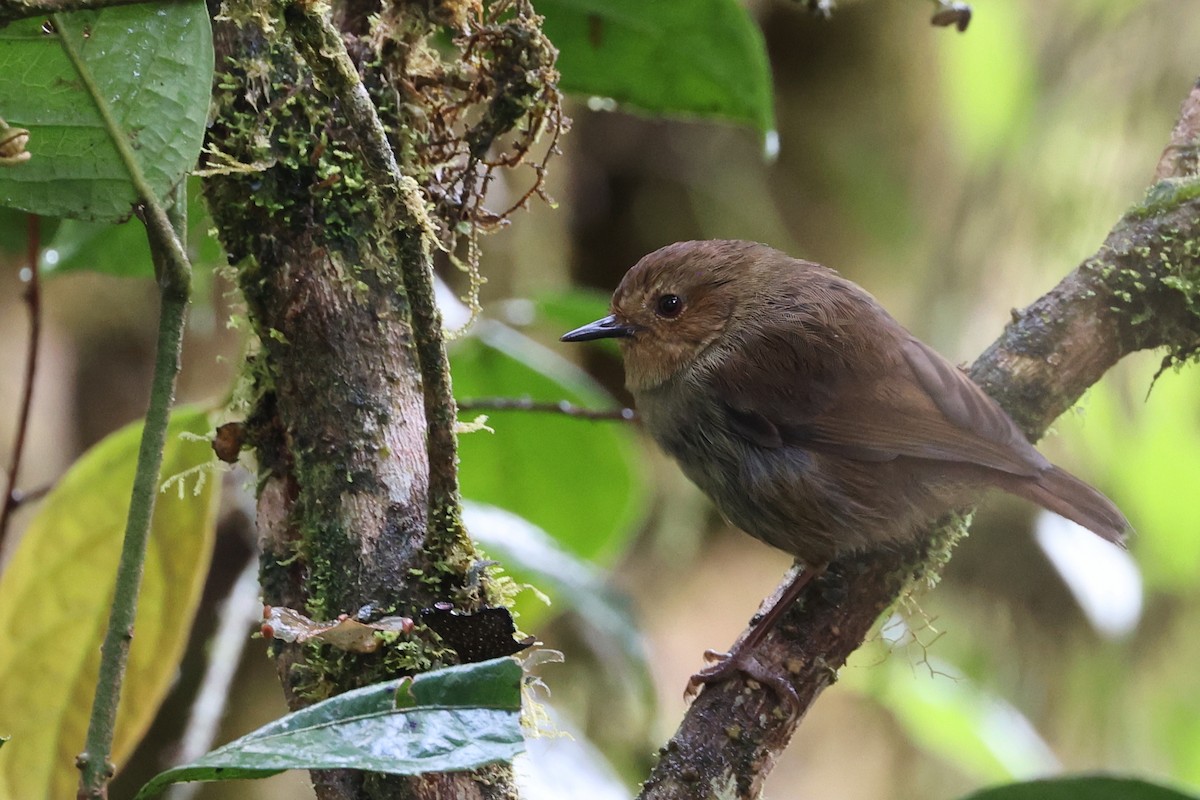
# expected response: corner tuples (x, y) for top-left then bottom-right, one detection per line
(561, 240), (776, 392)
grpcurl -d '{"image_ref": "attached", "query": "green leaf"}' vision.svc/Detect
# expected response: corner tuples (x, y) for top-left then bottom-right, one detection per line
(40, 218), (153, 276)
(452, 322), (647, 566)
(133, 658), (524, 799)
(959, 776), (1199, 800)
(0, 407), (219, 800)
(40, 176), (229, 278)
(0, 1), (213, 222)
(539, 0), (775, 132)
(528, 288), (620, 354)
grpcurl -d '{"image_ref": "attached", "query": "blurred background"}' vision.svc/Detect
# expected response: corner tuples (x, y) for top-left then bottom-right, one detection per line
(2, 1), (1199, 798)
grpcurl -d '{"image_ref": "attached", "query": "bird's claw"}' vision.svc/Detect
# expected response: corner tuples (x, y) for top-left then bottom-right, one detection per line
(684, 649), (801, 722)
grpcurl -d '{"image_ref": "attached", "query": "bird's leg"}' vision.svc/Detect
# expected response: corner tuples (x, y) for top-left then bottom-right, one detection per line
(686, 561), (829, 716)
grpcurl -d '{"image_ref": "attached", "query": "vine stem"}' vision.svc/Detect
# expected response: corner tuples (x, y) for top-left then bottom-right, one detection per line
(0, 214), (41, 554)
(76, 190), (191, 799)
(59, 5), (196, 788)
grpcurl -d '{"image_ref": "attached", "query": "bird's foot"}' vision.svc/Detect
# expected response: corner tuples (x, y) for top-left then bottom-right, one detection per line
(685, 648), (801, 721)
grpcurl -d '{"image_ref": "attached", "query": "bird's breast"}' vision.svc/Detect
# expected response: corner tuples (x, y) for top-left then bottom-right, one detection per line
(634, 379), (937, 564)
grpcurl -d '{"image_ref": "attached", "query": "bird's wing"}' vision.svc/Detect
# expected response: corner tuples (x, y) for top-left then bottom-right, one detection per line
(710, 332), (1046, 477)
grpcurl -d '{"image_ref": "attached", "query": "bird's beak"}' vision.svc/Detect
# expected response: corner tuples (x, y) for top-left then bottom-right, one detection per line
(560, 314), (637, 342)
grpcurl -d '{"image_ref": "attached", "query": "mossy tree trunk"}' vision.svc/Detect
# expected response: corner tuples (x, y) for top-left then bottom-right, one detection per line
(199, 1), (556, 797)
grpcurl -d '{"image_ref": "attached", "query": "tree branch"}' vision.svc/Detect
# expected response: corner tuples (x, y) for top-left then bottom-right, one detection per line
(458, 397), (636, 422)
(0, 214), (40, 553)
(639, 78), (1200, 800)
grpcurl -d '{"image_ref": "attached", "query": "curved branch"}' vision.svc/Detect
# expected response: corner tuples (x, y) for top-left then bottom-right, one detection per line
(639, 78), (1200, 800)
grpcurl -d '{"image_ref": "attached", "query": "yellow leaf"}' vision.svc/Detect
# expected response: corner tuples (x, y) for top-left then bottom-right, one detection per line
(0, 407), (220, 800)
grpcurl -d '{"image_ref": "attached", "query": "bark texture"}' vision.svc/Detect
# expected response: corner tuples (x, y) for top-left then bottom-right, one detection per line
(201, 2), (515, 798)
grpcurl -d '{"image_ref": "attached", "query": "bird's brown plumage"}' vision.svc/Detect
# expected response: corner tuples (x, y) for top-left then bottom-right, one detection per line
(564, 240), (1128, 566)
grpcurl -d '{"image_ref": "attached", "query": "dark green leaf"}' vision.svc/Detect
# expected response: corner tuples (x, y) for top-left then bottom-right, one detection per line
(40, 177), (224, 278)
(452, 322), (647, 566)
(539, 0), (775, 132)
(398, 655), (523, 709)
(40, 218), (152, 277)
(0, 2), (213, 222)
(0, 208), (60, 256)
(960, 776), (1199, 800)
(133, 658), (523, 799)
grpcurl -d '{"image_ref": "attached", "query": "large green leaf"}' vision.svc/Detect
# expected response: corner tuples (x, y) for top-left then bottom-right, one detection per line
(39, 177), (224, 278)
(960, 776), (1198, 800)
(133, 658), (524, 799)
(0, 1), (212, 222)
(0, 407), (220, 800)
(452, 321), (646, 566)
(539, 0), (775, 132)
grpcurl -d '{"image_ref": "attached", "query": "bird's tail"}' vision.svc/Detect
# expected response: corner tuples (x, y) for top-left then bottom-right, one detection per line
(1002, 466), (1129, 546)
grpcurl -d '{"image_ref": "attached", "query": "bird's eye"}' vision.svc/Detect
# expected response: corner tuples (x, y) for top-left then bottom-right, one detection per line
(655, 294), (683, 318)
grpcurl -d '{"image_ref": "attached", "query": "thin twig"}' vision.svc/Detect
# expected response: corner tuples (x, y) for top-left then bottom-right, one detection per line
(0, 214), (42, 554)
(7, 482), (51, 509)
(458, 397), (637, 422)
(73, 93), (193, 794)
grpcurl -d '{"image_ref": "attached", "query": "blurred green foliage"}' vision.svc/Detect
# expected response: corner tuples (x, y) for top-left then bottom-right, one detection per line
(539, 0), (774, 132)
(452, 326), (646, 566)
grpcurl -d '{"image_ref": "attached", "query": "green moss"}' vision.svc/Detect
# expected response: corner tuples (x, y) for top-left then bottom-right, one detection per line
(290, 630), (454, 702)
(920, 511), (973, 589)
(1129, 177), (1200, 221)
(1080, 201), (1200, 369)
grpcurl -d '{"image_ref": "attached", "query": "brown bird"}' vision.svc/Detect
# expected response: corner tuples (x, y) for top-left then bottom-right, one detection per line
(561, 240), (1128, 703)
